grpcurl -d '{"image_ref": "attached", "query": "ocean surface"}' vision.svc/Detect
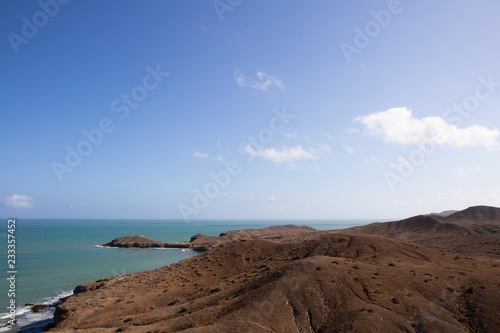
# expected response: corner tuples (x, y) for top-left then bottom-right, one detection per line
(0, 219), (375, 332)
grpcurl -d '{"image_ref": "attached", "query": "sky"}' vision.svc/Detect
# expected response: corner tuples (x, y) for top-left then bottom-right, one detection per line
(1, 0), (500, 220)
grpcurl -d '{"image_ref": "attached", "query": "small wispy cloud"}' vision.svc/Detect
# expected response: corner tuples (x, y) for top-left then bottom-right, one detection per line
(233, 69), (247, 87)
(343, 144), (362, 154)
(345, 128), (360, 134)
(234, 69), (286, 91)
(0, 193), (33, 208)
(356, 107), (500, 149)
(244, 145), (330, 163)
(248, 195), (277, 202)
(370, 157), (384, 166)
(192, 151), (209, 158)
(285, 131), (310, 139)
(214, 155), (225, 163)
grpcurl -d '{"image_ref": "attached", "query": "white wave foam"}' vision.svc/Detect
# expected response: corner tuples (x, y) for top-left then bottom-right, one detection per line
(0, 290), (74, 331)
(0, 305), (30, 320)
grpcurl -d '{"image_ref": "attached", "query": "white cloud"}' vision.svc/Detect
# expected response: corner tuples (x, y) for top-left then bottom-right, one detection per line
(234, 70), (285, 91)
(345, 128), (360, 134)
(233, 69), (247, 87)
(370, 157), (384, 166)
(214, 155), (225, 163)
(244, 145), (330, 163)
(247, 195), (278, 202)
(1, 193), (33, 208)
(355, 107), (500, 149)
(285, 131), (310, 139)
(192, 151), (209, 158)
(343, 144), (362, 154)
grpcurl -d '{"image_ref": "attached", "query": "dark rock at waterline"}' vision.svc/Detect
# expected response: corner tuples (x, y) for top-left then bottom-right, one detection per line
(31, 304), (49, 312)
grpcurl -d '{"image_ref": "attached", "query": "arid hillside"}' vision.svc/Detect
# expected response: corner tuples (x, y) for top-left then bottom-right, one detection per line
(345, 206), (500, 258)
(49, 231), (500, 332)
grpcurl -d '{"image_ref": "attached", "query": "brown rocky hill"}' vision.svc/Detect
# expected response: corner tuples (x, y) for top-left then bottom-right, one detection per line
(346, 206), (500, 238)
(444, 205), (500, 224)
(49, 232), (500, 333)
(344, 206), (500, 257)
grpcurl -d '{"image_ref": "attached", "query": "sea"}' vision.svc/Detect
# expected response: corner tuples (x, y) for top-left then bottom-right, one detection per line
(0, 219), (374, 332)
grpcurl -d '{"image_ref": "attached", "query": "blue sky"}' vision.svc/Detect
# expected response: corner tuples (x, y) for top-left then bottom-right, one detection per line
(1, 0), (500, 220)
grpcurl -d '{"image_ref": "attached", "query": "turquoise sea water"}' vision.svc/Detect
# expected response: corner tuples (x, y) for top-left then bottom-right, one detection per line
(0, 219), (374, 332)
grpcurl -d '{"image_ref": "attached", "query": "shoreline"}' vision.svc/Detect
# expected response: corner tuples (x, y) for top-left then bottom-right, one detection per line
(0, 291), (73, 333)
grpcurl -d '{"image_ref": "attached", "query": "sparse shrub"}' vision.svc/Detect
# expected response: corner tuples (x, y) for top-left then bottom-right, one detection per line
(388, 263), (396, 267)
(338, 237), (351, 243)
(124, 318), (133, 323)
